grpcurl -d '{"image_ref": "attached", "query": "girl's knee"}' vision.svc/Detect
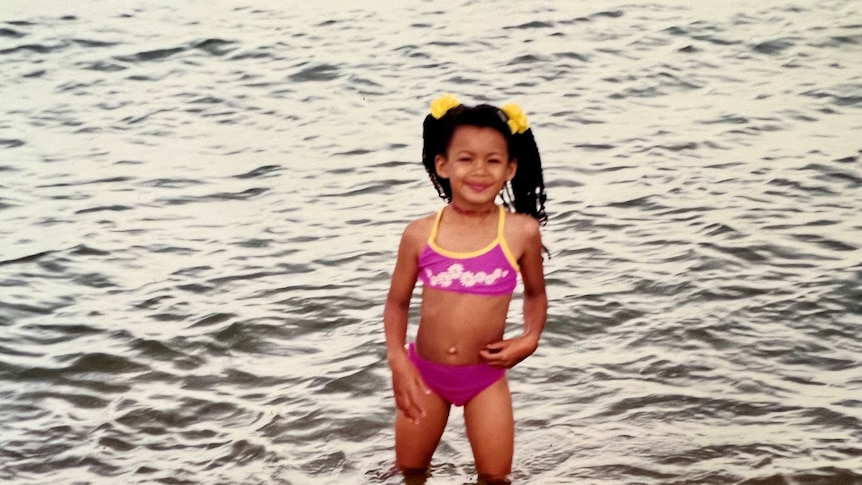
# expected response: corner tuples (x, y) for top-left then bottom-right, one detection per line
(474, 454), (512, 482)
(394, 401), (450, 473)
(464, 381), (514, 481)
(395, 457), (432, 475)
(478, 470), (512, 484)
(394, 428), (438, 472)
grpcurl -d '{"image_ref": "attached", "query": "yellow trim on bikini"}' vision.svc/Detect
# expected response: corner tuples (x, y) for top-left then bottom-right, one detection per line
(428, 206), (521, 271)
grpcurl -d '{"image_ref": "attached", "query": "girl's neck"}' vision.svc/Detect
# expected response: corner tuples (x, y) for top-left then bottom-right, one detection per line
(449, 201), (497, 217)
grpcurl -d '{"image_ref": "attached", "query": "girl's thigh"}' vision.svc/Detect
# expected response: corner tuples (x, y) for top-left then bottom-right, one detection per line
(463, 377), (514, 480)
(395, 390), (451, 471)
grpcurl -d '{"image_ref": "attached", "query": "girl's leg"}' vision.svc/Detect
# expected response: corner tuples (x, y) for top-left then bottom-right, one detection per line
(463, 377), (514, 483)
(395, 389), (451, 473)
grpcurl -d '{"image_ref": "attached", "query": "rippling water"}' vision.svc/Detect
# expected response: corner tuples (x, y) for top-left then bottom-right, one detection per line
(1, 0), (861, 484)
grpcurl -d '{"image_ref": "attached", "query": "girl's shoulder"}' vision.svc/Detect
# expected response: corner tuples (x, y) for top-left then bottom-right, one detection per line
(401, 212), (437, 248)
(503, 211), (543, 257)
(504, 211), (541, 238)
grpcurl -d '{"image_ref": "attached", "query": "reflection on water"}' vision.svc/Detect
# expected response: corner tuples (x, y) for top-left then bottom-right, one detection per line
(1, 0), (861, 484)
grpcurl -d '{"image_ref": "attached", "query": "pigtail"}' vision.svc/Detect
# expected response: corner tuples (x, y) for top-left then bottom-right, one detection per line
(498, 103), (547, 225)
(422, 114), (452, 201)
(507, 127), (548, 225)
(423, 94), (464, 202)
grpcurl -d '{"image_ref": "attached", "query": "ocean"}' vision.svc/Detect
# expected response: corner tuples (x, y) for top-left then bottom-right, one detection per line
(1, 0), (860, 483)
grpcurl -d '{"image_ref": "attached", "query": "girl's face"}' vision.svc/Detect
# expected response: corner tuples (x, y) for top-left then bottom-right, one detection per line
(434, 125), (517, 209)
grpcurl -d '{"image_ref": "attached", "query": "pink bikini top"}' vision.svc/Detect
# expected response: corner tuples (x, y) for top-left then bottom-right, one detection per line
(418, 206), (519, 296)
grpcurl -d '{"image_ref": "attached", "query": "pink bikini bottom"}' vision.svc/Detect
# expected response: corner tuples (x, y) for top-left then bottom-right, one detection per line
(408, 342), (506, 407)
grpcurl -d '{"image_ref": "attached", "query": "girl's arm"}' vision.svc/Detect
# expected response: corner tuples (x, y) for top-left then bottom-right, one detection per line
(518, 219), (548, 348)
(480, 217), (547, 367)
(384, 222), (430, 421)
(384, 222), (421, 357)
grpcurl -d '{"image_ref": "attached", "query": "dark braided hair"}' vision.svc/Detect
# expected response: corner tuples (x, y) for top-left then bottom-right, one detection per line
(422, 100), (548, 225)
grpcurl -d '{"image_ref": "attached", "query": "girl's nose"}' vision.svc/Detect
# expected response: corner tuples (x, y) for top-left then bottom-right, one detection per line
(474, 160), (490, 174)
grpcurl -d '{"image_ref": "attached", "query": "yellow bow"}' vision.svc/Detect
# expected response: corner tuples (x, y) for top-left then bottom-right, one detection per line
(430, 94), (461, 119)
(501, 103), (529, 134)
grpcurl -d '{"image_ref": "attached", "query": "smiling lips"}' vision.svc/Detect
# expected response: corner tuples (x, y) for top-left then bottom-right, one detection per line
(467, 182), (491, 193)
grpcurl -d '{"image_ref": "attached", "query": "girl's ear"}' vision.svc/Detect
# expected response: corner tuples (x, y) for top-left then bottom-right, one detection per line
(434, 154), (450, 179)
(506, 158), (518, 182)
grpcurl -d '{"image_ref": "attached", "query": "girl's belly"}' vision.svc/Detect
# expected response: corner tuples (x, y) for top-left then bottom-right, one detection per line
(416, 287), (512, 365)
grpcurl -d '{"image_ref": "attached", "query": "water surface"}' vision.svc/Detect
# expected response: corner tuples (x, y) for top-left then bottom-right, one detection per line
(1, 1), (861, 484)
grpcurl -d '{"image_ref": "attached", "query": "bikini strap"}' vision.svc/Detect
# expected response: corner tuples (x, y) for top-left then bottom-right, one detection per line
(496, 205), (506, 239)
(428, 207), (445, 244)
(497, 206), (520, 270)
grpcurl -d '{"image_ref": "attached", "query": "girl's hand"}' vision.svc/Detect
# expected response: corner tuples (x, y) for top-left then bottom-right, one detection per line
(479, 335), (539, 368)
(389, 353), (431, 423)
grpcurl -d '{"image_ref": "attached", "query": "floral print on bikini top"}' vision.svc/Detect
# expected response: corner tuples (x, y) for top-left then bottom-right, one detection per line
(418, 206), (519, 296)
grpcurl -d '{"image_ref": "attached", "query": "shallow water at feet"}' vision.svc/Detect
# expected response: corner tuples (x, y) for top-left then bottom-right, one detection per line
(1, 0), (861, 484)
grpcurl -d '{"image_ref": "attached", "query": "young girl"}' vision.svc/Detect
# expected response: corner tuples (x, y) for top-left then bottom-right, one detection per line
(384, 94), (548, 483)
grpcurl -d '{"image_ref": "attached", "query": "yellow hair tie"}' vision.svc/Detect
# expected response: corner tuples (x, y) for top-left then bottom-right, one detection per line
(501, 103), (529, 134)
(430, 94), (460, 119)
